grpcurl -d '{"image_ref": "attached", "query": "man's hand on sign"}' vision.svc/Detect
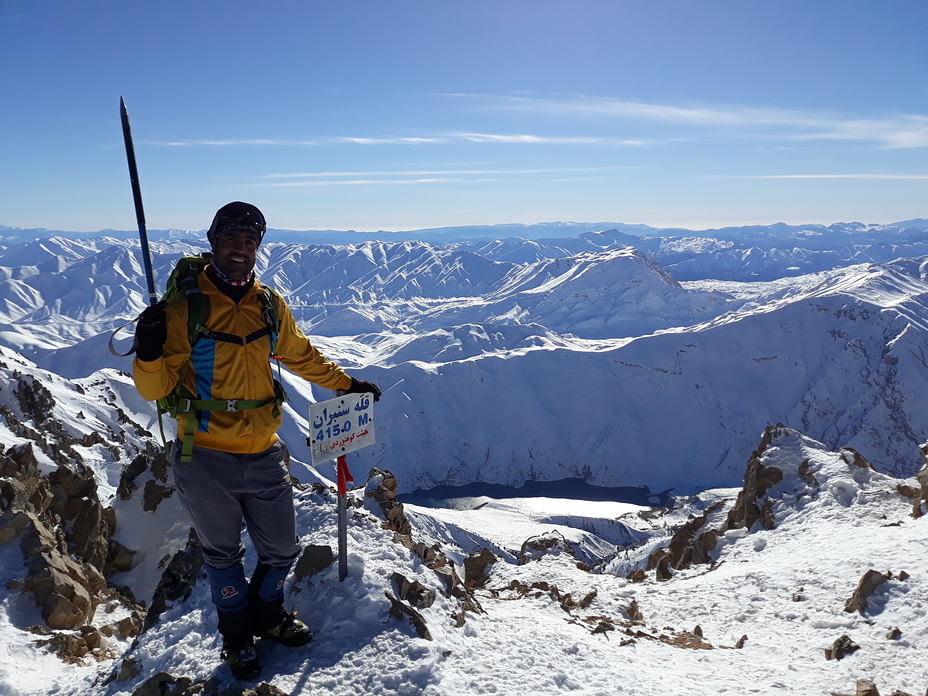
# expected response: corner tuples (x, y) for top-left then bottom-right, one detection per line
(344, 378), (382, 402)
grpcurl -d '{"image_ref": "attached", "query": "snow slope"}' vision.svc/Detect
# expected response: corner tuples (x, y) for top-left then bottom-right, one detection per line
(4, 426), (927, 696)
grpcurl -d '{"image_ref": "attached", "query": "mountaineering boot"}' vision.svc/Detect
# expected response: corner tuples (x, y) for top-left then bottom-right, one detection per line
(260, 610), (313, 647)
(250, 594), (313, 646)
(248, 562), (313, 647)
(220, 638), (260, 680)
(217, 608), (260, 680)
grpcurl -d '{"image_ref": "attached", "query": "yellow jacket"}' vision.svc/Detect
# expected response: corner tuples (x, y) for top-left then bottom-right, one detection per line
(133, 272), (352, 454)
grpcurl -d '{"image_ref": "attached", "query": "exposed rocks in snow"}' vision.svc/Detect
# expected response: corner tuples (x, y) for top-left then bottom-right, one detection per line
(391, 571), (436, 609)
(0, 432), (173, 645)
(144, 529), (204, 629)
(118, 448), (173, 513)
(518, 529), (582, 566)
(638, 425), (926, 595)
(0, 442), (113, 629)
(637, 425), (800, 581)
(844, 569), (892, 614)
(14, 374), (56, 424)
(293, 544), (334, 579)
(825, 634), (860, 660)
(492, 579), (598, 615)
(0, 353), (193, 656)
(114, 655), (142, 683)
(365, 467), (411, 535)
(33, 624), (114, 664)
(904, 443), (928, 518)
(362, 468), (486, 625)
(855, 678), (882, 696)
(839, 446), (876, 472)
(645, 499), (725, 577)
(462, 548), (496, 589)
(128, 672), (193, 696)
(22, 535), (106, 630)
(385, 590), (432, 640)
(723, 425), (786, 532)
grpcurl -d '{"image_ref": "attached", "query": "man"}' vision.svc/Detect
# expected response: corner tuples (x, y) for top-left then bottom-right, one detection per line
(132, 201), (381, 680)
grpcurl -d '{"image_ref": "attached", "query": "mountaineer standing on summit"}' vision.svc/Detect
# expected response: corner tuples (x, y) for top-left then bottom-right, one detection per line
(131, 201), (382, 680)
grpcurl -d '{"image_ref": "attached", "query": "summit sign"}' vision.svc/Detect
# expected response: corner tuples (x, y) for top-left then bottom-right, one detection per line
(307, 392), (375, 465)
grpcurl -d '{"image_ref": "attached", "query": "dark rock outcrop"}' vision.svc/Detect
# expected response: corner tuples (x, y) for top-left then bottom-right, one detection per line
(364, 468), (484, 624)
(907, 443), (928, 518)
(463, 548), (497, 589)
(518, 530), (577, 565)
(385, 591), (432, 640)
(365, 468), (412, 535)
(391, 572), (435, 609)
(723, 426), (785, 532)
(844, 569), (891, 614)
(145, 529), (204, 628)
(293, 544), (334, 579)
(645, 500), (725, 577)
(825, 634), (860, 660)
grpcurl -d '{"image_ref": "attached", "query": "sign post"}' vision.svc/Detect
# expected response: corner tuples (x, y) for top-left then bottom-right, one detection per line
(307, 392), (375, 581)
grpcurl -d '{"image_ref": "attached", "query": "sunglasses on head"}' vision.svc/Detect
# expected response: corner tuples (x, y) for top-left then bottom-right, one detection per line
(209, 202), (267, 246)
(215, 204), (265, 234)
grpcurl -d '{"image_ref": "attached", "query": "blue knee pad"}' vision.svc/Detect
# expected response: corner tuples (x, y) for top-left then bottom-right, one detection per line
(205, 562), (249, 613)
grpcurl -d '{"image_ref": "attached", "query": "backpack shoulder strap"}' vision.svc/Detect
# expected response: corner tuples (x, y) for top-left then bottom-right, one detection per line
(160, 256), (212, 347)
(182, 278), (210, 348)
(257, 285), (282, 356)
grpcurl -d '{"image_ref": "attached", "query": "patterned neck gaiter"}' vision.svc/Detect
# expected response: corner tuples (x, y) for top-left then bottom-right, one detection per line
(209, 259), (254, 287)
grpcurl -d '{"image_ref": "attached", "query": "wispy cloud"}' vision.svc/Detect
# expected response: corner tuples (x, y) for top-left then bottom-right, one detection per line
(457, 93), (928, 149)
(250, 177), (489, 187)
(148, 132), (646, 148)
(788, 117), (928, 149)
(711, 173), (928, 180)
(450, 132), (644, 146)
(147, 96), (928, 151)
(151, 138), (324, 147)
(261, 166), (632, 179)
(251, 165), (635, 187)
(331, 136), (449, 145)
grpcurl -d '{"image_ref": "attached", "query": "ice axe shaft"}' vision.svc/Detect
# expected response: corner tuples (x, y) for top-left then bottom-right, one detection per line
(120, 96), (158, 305)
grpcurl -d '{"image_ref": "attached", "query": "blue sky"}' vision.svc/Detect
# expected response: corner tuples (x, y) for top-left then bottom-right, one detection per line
(1, 0), (926, 233)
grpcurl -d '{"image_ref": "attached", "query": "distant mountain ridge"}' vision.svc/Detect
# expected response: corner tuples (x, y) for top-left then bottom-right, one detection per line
(3, 218), (927, 244)
(5, 218), (928, 282)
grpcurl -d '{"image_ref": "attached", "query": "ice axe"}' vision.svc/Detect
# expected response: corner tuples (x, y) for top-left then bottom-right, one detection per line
(109, 97), (158, 357)
(120, 97), (158, 307)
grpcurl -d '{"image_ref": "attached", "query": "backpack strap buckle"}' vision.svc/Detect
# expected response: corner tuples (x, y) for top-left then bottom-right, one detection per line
(226, 399), (239, 412)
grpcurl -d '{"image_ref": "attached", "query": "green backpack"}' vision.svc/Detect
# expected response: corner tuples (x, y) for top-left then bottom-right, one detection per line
(156, 254), (289, 462)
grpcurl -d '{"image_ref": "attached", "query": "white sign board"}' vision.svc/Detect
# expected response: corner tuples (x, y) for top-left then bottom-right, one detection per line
(308, 392), (375, 465)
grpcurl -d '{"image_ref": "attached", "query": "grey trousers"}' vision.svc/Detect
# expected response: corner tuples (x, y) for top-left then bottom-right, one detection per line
(171, 439), (301, 571)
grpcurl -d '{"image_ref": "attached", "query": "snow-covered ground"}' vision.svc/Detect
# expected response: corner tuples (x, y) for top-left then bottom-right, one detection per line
(2, 427), (926, 696)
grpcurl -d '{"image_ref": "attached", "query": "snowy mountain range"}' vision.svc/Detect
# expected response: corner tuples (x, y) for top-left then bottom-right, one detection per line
(2, 220), (928, 695)
(2, 224), (928, 492)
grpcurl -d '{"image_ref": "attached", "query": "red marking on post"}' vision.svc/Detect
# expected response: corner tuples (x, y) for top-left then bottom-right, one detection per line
(337, 455), (353, 497)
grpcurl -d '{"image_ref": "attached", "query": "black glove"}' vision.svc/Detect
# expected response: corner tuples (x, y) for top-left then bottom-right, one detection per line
(135, 301), (168, 362)
(344, 377), (382, 402)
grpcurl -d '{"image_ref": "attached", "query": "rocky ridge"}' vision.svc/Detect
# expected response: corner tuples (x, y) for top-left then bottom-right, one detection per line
(0, 346), (189, 664)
